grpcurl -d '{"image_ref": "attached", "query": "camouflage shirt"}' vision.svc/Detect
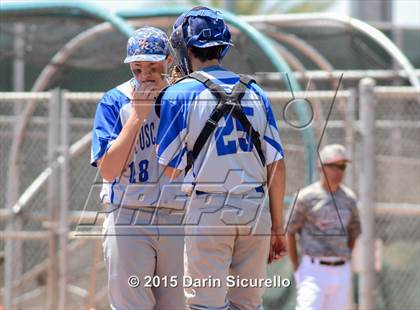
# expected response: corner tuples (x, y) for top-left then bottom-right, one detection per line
(287, 181), (361, 258)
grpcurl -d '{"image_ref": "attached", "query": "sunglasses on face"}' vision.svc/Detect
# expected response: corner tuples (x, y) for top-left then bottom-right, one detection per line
(323, 163), (347, 171)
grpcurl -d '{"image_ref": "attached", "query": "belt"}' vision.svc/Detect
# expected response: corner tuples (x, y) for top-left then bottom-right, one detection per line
(195, 185), (265, 196)
(119, 206), (184, 214)
(310, 257), (346, 266)
(121, 205), (156, 211)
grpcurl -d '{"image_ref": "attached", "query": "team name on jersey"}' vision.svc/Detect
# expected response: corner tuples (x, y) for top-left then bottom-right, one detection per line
(137, 121), (156, 152)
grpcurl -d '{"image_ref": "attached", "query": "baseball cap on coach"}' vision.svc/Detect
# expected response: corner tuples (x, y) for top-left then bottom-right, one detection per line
(124, 27), (170, 63)
(319, 144), (351, 164)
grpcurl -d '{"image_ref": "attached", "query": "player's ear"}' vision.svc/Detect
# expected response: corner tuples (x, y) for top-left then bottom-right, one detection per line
(187, 48), (194, 59)
(166, 54), (174, 68)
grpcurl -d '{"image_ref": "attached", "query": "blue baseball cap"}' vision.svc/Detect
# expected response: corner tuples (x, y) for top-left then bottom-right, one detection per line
(124, 27), (170, 63)
(171, 7), (232, 50)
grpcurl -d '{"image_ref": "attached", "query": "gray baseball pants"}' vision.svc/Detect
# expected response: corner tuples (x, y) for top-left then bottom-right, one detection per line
(102, 205), (185, 310)
(183, 189), (272, 310)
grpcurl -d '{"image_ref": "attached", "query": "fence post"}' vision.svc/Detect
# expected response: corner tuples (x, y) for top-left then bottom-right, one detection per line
(4, 139), (18, 310)
(358, 78), (376, 310)
(58, 90), (69, 310)
(5, 24), (26, 306)
(12, 22), (25, 298)
(47, 88), (60, 310)
(345, 88), (356, 190)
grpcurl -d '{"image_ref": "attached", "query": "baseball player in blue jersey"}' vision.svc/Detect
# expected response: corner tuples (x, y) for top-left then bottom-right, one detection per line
(91, 27), (185, 309)
(156, 7), (287, 309)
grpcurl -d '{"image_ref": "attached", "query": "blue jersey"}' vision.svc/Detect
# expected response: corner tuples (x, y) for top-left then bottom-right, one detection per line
(91, 79), (184, 208)
(157, 66), (284, 194)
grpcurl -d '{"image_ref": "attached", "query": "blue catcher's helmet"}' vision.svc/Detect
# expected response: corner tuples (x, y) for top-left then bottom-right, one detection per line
(170, 6), (233, 74)
(124, 26), (170, 63)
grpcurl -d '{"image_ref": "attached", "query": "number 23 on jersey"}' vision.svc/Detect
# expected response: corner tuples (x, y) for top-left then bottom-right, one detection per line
(215, 107), (254, 156)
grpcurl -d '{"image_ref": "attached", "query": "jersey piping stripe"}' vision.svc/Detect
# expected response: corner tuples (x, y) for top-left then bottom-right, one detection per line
(264, 135), (284, 156)
(110, 179), (117, 204)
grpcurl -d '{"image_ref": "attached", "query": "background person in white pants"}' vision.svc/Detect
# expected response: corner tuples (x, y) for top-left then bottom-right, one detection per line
(287, 144), (361, 310)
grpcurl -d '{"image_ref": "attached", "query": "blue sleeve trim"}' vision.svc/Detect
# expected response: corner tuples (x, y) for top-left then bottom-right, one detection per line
(167, 146), (188, 169)
(91, 139), (114, 167)
(110, 179), (117, 204)
(250, 84), (278, 128)
(91, 90), (126, 167)
(157, 83), (199, 158)
(264, 135), (284, 157)
(156, 99), (186, 156)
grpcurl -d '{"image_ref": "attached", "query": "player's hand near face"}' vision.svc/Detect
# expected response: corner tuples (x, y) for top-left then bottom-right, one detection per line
(131, 81), (158, 120)
(130, 59), (170, 120)
(97, 59), (170, 182)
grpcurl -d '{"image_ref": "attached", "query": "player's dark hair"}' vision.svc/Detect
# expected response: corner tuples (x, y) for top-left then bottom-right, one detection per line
(190, 46), (224, 62)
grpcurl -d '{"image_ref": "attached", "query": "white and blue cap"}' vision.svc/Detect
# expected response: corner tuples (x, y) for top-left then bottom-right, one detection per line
(124, 27), (170, 63)
(319, 144), (351, 164)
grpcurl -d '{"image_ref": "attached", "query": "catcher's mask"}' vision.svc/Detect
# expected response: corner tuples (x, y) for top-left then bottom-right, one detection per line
(170, 6), (233, 76)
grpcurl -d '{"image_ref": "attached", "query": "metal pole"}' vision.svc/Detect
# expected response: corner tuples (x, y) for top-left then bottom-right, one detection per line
(13, 22), (26, 286)
(224, 0), (235, 13)
(345, 88), (357, 310)
(358, 78), (377, 310)
(4, 22), (26, 310)
(47, 89), (60, 310)
(85, 240), (102, 310)
(4, 215), (14, 310)
(255, 69), (420, 82)
(352, 0), (392, 23)
(13, 23), (25, 92)
(345, 88), (356, 190)
(58, 90), (69, 310)
(392, 26), (404, 83)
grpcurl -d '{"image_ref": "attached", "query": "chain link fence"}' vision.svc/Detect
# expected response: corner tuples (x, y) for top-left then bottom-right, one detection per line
(0, 98), (15, 290)
(257, 83), (419, 309)
(0, 84), (419, 309)
(371, 88), (420, 310)
(267, 88), (357, 308)
(0, 94), (49, 309)
(0, 91), (105, 309)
